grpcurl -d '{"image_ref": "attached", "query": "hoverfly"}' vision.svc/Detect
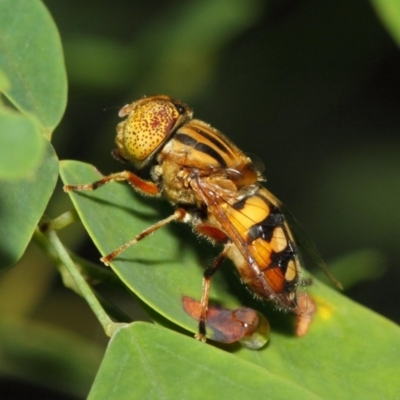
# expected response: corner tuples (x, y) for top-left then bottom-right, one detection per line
(64, 95), (339, 342)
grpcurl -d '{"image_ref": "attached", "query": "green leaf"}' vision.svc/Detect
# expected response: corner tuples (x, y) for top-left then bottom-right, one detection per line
(0, 140), (58, 269)
(88, 322), (321, 400)
(235, 285), (400, 398)
(371, 0), (400, 48)
(0, 0), (67, 137)
(90, 319), (399, 399)
(0, 108), (44, 179)
(0, 317), (103, 399)
(61, 161), (400, 398)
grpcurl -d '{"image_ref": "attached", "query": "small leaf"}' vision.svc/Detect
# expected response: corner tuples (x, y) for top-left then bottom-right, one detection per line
(0, 0), (67, 136)
(0, 109), (44, 179)
(0, 140), (58, 269)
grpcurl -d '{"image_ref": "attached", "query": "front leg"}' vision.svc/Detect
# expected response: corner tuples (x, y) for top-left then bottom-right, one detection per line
(63, 170), (160, 196)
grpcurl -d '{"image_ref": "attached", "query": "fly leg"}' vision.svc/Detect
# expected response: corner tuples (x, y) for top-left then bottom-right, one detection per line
(101, 208), (186, 265)
(64, 170), (160, 196)
(195, 244), (231, 342)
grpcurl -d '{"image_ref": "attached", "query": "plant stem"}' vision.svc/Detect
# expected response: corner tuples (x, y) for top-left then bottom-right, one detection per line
(35, 225), (126, 337)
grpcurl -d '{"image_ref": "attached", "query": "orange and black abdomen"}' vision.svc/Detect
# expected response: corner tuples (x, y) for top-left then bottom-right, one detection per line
(224, 187), (300, 306)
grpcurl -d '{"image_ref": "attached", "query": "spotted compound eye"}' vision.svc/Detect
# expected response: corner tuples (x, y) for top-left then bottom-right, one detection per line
(114, 96), (191, 167)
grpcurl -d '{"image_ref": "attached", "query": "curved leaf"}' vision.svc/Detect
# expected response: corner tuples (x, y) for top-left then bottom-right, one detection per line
(0, 0), (67, 136)
(61, 161), (400, 399)
(0, 140), (58, 269)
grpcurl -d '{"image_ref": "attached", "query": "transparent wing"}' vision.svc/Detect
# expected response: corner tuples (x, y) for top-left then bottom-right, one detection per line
(260, 187), (343, 290)
(192, 177), (305, 313)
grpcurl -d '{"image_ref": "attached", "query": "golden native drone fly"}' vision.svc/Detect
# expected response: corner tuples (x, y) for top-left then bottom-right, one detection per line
(64, 95), (340, 342)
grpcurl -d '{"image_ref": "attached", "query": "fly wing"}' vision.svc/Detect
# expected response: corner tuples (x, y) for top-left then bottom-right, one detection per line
(192, 177), (301, 312)
(260, 187), (343, 290)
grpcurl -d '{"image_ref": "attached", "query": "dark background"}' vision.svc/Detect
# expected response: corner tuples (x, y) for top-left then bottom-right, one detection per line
(44, 0), (400, 324)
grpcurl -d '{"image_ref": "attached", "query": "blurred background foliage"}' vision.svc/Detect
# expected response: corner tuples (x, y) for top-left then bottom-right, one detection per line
(2, 0), (400, 397)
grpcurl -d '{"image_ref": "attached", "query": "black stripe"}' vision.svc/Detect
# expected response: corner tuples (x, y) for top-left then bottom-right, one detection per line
(247, 206), (285, 242)
(197, 129), (233, 157)
(175, 132), (197, 147)
(270, 243), (296, 269)
(175, 133), (227, 168)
